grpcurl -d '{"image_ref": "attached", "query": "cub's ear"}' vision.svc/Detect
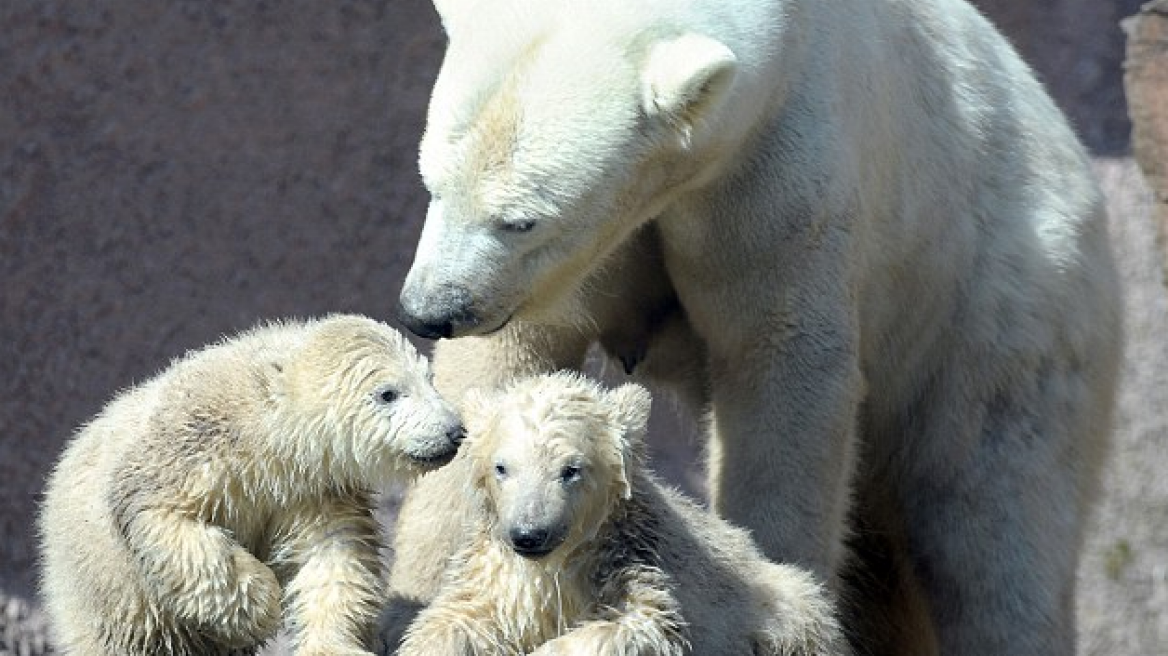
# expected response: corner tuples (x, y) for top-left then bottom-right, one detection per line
(458, 390), (495, 492)
(608, 382), (652, 440)
(458, 387), (495, 449)
(640, 33), (738, 148)
(605, 383), (652, 501)
(466, 431), (494, 493)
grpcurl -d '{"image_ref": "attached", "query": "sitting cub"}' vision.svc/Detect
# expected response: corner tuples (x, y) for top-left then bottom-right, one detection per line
(384, 372), (845, 656)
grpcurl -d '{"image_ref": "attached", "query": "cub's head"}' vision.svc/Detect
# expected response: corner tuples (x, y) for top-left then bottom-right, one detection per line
(277, 315), (464, 484)
(398, 0), (744, 339)
(463, 372), (651, 559)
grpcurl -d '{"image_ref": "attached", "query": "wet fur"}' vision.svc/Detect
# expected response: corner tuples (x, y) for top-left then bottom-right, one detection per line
(382, 374), (845, 656)
(40, 315), (461, 656)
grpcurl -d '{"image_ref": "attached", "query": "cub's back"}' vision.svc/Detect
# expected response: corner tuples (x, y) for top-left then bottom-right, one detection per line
(642, 478), (840, 655)
(39, 378), (167, 651)
(38, 321), (309, 652)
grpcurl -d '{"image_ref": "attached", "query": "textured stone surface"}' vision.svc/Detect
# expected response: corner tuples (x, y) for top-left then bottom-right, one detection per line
(1077, 158), (1168, 656)
(0, 593), (50, 656)
(0, 0), (445, 601)
(1, 1), (1164, 655)
(1125, 0), (1168, 279)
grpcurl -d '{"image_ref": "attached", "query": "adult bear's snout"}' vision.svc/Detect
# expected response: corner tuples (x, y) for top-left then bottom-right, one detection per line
(446, 424), (467, 444)
(397, 303), (454, 339)
(397, 283), (477, 340)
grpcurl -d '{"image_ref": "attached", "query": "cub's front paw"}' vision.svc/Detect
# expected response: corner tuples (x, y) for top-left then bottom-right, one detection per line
(529, 637), (577, 656)
(398, 625), (475, 656)
(217, 551), (283, 644)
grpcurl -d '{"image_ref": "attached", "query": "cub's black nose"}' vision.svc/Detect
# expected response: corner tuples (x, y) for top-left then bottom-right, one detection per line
(509, 527), (553, 557)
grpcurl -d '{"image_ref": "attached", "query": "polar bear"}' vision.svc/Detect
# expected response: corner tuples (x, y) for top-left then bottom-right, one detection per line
(39, 314), (465, 656)
(393, 0), (1123, 653)
(381, 372), (844, 656)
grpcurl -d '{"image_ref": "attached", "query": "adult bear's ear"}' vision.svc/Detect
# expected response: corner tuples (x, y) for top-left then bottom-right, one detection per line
(639, 33), (738, 149)
(606, 383), (652, 499)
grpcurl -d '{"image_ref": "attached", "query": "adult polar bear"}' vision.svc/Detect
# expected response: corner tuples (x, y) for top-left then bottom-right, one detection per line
(396, 0), (1122, 653)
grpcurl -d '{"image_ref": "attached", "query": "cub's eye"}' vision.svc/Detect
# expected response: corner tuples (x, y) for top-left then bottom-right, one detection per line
(373, 386), (399, 405)
(560, 465), (582, 483)
(494, 463), (508, 478)
(499, 218), (536, 234)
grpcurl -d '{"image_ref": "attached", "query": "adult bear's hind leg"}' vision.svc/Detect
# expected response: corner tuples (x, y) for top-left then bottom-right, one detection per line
(898, 361), (1111, 656)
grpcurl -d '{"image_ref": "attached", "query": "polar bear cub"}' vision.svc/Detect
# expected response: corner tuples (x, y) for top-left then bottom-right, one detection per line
(388, 372), (845, 656)
(39, 314), (465, 656)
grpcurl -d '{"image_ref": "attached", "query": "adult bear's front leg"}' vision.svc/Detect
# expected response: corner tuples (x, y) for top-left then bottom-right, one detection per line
(665, 207), (865, 582)
(704, 305), (863, 582)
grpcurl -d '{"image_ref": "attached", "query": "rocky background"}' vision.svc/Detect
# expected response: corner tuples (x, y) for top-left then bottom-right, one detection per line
(1, 0), (1164, 654)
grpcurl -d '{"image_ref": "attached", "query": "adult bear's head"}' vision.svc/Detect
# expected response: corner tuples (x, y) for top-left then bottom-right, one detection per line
(398, 0), (763, 339)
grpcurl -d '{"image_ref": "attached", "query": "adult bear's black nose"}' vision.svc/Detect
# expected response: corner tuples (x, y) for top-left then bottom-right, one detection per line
(509, 527), (553, 557)
(396, 300), (455, 339)
(446, 424), (467, 444)
(396, 283), (478, 339)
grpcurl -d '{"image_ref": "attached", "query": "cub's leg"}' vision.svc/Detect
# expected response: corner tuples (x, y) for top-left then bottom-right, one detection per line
(269, 493), (383, 656)
(119, 506), (282, 648)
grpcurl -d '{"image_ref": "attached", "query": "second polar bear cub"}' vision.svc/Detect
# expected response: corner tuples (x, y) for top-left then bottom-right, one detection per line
(40, 314), (464, 656)
(392, 372), (845, 656)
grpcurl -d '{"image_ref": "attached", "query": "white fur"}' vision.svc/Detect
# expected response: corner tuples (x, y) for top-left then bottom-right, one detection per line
(39, 315), (463, 655)
(382, 373), (845, 656)
(397, 0), (1123, 653)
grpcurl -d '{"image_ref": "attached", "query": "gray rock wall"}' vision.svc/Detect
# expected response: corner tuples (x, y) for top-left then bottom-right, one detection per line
(1, 0), (444, 599)
(1125, 0), (1168, 279)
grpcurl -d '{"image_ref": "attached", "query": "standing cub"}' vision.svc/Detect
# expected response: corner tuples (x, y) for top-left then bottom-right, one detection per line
(40, 314), (464, 656)
(384, 373), (844, 656)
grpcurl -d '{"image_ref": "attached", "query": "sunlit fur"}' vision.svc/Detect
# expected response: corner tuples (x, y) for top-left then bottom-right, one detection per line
(39, 315), (462, 656)
(388, 373), (846, 656)
(399, 0), (1123, 653)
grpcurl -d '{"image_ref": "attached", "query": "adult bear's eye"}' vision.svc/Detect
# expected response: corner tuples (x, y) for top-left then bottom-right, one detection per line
(498, 218), (536, 234)
(560, 465), (581, 483)
(373, 385), (399, 405)
(494, 462), (507, 478)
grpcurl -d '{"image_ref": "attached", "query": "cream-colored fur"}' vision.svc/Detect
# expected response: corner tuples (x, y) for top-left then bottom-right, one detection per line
(394, 0), (1122, 652)
(380, 373), (845, 656)
(39, 315), (464, 656)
